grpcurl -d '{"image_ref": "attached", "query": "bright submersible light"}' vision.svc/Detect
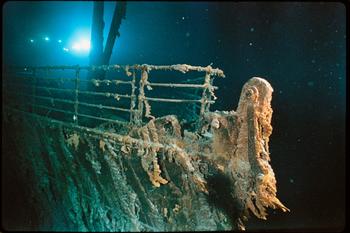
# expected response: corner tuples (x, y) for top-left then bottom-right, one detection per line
(71, 39), (91, 53)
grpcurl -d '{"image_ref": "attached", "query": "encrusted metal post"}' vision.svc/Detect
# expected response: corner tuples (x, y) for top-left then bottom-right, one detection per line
(129, 68), (136, 123)
(74, 66), (80, 125)
(200, 72), (210, 117)
(205, 75), (214, 112)
(136, 67), (147, 124)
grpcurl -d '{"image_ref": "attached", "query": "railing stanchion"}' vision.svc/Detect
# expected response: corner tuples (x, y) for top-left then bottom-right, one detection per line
(129, 68), (136, 123)
(206, 75), (214, 112)
(200, 72), (210, 118)
(136, 67), (147, 124)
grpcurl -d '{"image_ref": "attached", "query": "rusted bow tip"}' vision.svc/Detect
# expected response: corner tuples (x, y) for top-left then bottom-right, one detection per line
(247, 77), (274, 92)
(237, 77), (274, 109)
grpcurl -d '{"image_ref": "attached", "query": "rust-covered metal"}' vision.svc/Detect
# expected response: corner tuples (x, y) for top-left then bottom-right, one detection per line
(3, 64), (288, 230)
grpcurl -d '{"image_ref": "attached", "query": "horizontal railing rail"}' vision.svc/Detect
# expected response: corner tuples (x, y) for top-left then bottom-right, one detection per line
(4, 91), (133, 113)
(4, 83), (132, 99)
(5, 64), (225, 76)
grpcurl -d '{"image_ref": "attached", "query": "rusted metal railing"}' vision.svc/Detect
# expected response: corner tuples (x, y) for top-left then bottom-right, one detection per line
(3, 64), (225, 128)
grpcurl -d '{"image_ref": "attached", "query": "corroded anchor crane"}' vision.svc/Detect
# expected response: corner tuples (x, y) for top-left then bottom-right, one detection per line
(3, 64), (289, 231)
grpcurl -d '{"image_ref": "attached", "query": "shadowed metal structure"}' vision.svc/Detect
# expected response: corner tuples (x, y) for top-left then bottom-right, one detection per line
(3, 64), (288, 231)
(89, 1), (127, 80)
